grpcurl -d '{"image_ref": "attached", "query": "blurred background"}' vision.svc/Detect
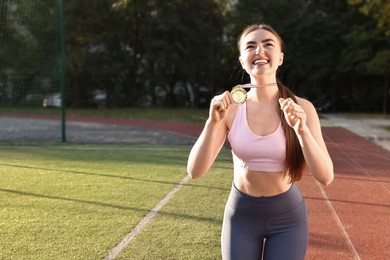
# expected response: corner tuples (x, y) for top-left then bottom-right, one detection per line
(0, 0), (389, 115)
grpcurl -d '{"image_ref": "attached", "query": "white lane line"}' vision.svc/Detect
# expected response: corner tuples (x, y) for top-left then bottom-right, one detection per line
(319, 131), (363, 259)
(315, 181), (361, 260)
(104, 175), (190, 260)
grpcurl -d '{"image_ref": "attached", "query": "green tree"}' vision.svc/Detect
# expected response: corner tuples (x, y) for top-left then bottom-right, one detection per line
(66, 0), (124, 107)
(347, 0), (390, 36)
(366, 50), (390, 114)
(344, 0), (390, 113)
(110, 0), (152, 107)
(0, 0), (60, 104)
(142, 0), (224, 107)
(101, 0), (226, 108)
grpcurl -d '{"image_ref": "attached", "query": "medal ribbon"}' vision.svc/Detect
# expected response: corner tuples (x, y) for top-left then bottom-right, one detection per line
(237, 83), (277, 88)
(231, 83), (277, 105)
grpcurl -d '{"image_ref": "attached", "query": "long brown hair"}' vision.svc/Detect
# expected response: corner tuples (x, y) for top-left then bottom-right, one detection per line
(238, 24), (306, 182)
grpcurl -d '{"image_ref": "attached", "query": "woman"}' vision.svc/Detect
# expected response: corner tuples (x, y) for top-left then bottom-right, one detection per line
(187, 24), (334, 260)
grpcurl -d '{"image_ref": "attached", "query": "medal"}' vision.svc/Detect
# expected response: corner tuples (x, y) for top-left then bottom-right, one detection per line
(231, 83), (277, 105)
(231, 86), (247, 105)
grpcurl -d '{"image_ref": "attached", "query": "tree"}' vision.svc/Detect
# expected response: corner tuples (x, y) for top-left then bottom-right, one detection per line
(344, 0), (390, 113)
(366, 50), (390, 114)
(347, 0), (390, 36)
(143, 0), (224, 107)
(109, 0), (225, 108)
(0, 0), (60, 104)
(66, 0), (132, 107)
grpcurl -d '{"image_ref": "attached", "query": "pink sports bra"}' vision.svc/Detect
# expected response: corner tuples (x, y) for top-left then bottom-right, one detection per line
(227, 103), (286, 172)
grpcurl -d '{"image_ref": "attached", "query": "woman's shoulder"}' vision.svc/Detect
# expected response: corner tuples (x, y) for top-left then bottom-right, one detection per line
(295, 96), (320, 123)
(295, 96), (316, 112)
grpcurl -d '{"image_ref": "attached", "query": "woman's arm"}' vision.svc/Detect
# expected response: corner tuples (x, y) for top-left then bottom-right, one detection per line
(187, 91), (234, 179)
(187, 119), (227, 179)
(279, 97), (334, 185)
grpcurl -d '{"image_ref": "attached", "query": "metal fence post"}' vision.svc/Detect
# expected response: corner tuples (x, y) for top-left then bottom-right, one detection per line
(60, 0), (66, 142)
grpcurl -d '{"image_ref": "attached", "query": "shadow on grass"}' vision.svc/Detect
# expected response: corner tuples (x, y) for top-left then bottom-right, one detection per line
(0, 188), (223, 225)
(1, 163), (230, 192)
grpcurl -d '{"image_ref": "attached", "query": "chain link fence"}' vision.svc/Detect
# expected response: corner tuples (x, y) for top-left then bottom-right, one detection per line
(0, 0), (65, 142)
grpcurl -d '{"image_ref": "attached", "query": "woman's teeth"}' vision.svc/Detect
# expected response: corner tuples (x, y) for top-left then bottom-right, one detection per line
(253, 59), (269, 65)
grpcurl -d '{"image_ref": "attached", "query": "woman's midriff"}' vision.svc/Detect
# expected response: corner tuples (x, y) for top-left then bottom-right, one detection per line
(233, 169), (292, 197)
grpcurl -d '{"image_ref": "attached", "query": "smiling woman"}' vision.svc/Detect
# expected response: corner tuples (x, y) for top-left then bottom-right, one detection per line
(187, 23), (334, 260)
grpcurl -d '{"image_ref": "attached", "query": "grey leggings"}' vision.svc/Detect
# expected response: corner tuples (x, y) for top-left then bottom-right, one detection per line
(221, 183), (308, 260)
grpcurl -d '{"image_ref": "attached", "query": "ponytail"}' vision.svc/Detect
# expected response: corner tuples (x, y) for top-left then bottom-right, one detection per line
(277, 79), (306, 182)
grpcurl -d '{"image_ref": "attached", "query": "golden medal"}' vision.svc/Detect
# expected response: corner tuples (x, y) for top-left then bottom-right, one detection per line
(231, 83), (277, 105)
(231, 85), (247, 105)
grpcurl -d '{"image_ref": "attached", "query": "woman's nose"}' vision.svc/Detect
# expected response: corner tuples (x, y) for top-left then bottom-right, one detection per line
(256, 46), (264, 55)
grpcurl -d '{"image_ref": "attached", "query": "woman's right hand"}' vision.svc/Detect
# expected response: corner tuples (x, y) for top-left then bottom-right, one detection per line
(209, 91), (234, 122)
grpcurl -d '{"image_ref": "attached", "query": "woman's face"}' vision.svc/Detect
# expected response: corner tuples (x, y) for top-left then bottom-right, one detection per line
(239, 29), (284, 80)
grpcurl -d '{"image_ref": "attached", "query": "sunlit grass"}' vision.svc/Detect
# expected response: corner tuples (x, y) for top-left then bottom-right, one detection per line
(117, 149), (232, 259)
(0, 144), (232, 259)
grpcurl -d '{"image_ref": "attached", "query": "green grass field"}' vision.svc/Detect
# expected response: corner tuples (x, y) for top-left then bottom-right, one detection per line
(0, 144), (232, 259)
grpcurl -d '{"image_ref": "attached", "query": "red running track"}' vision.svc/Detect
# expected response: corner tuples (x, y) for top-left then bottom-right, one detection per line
(299, 127), (390, 260)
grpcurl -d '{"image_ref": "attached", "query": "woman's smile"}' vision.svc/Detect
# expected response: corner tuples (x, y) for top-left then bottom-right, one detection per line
(253, 58), (269, 65)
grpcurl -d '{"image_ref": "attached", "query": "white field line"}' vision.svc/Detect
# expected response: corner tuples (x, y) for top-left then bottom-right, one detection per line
(104, 175), (191, 260)
(315, 181), (361, 260)
(320, 131), (365, 259)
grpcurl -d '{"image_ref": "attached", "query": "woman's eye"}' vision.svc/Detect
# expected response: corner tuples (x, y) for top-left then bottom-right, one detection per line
(245, 45), (255, 50)
(265, 43), (274, 47)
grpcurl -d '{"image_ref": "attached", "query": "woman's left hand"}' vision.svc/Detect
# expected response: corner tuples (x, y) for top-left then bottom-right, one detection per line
(279, 98), (308, 135)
